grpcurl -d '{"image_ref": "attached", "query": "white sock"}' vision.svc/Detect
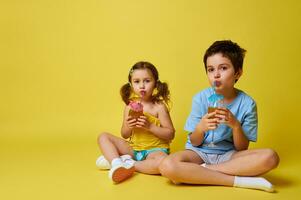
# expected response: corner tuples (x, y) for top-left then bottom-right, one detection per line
(234, 176), (274, 192)
(120, 154), (132, 160)
(111, 158), (123, 167)
(121, 154), (136, 166)
(201, 163), (207, 168)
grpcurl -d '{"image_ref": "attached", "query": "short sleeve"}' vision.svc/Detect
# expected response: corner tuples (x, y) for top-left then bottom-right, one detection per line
(184, 94), (206, 133)
(242, 100), (258, 142)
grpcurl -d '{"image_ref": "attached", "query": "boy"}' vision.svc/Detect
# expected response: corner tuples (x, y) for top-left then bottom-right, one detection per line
(159, 40), (279, 192)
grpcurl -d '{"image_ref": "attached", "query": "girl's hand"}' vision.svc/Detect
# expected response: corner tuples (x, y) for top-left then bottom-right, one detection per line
(126, 116), (137, 129)
(135, 115), (151, 130)
(195, 112), (219, 133)
(215, 107), (240, 129)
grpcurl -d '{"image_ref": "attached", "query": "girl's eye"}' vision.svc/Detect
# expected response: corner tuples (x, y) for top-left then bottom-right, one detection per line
(207, 68), (214, 73)
(133, 80), (139, 84)
(144, 79), (151, 83)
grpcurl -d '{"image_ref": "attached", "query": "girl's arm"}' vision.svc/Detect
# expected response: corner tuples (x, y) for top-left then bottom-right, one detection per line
(151, 103), (175, 141)
(121, 106), (136, 139)
(138, 103), (175, 141)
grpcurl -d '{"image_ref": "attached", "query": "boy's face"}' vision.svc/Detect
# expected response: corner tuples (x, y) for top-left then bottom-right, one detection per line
(206, 53), (242, 93)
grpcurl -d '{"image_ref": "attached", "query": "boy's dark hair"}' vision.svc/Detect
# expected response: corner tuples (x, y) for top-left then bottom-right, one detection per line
(203, 40), (246, 73)
(120, 61), (170, 105)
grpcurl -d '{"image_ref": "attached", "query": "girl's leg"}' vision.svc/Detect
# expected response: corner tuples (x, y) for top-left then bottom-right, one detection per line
(204, 148), (280, 176)
(97, 132), (134, 162)
(159, 150), (274, 192)
(97, 132), (135, 183)
(134, 151), (168, 174)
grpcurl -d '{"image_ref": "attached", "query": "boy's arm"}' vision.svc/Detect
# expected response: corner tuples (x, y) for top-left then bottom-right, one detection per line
(231, 122), (249, 150)
(189, 129), (205, 146)
(232, 100), (258, 150)
(216, 108), (249, 150)
(189, 112), (218, 146)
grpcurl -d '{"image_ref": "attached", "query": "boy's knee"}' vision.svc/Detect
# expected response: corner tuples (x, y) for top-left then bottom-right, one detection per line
(262, 149), (280, 170)
(159, 156), (177, 178)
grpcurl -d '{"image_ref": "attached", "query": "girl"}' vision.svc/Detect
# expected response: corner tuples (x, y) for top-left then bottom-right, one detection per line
(96, 61), (175, 183)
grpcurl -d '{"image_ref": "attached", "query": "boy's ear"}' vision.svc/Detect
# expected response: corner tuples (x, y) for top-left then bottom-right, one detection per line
(234, 68), (243, 82)
(235, 68), (243, 80)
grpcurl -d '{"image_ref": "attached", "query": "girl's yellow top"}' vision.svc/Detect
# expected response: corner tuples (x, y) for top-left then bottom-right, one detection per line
(128, 112), (170, 151)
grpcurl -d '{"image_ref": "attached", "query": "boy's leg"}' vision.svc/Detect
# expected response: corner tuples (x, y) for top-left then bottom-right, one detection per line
(159, 150), (233, 186)
(204, 148), (279, 176)
(159, 150), (274, 192)
(134, 151), (168, 174)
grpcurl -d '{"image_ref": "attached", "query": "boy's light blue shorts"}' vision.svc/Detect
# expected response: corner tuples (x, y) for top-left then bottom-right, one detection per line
(133, 148), (169, 161)
(187, 147), (236, 165)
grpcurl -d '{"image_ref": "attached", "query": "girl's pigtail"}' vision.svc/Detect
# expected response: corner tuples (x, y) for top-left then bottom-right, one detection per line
(120, 83), (131, 105)
(155, 80), (170, 106)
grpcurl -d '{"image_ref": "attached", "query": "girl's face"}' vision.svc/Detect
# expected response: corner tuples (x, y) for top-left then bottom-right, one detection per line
(206, 53), (242, 93)
(130, 69), (156, 100)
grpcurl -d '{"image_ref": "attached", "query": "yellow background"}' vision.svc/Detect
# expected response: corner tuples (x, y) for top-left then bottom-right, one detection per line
(1, 0), (300, 199)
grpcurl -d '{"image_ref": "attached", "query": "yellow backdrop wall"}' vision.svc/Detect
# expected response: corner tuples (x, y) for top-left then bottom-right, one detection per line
(1, 2), (301, 197)
(1, 0), (300, 156)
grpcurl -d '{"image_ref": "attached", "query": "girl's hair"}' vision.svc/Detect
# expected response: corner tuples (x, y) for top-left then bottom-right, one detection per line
(120, 61), (170, 106)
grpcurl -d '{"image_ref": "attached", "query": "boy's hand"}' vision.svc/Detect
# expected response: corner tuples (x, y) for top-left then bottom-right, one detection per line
(196, 112), (219, 133)
(126, 116), (137, 129)
(215, 107), (240, 129)
(135, 115), (151, 130)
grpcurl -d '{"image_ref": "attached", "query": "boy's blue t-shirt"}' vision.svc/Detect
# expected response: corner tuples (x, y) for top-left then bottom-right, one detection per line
(184, 88), (258, 154)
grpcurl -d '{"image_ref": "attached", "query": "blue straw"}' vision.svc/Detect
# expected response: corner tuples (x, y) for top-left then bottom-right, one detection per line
(208, 82), (224, 103)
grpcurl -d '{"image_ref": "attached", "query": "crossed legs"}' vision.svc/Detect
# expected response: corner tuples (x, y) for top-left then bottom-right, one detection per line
(204, 148), (279, 176)
(159, 149), (279, 192)
(98, 132), (168, 174)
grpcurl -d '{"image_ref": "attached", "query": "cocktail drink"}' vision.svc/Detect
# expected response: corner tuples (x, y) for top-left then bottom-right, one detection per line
(207, 82), (225, 147)
(208, 99), (226, 147)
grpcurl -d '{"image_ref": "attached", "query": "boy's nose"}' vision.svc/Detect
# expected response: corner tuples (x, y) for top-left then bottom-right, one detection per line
(214, 70), (221, 78)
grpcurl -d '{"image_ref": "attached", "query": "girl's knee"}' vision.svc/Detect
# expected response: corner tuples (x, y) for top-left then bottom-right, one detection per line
(97, 132), (111, 143)
(153, 154), (167, 167)
(144, 152), (167, 169)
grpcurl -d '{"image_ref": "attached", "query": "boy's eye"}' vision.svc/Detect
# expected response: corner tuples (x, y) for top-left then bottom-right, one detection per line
(221, 66), (228, 70)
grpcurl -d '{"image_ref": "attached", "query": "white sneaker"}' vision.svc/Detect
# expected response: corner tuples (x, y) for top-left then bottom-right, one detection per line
(109, 162), (135, 183)
(96, 155), (111, 170)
